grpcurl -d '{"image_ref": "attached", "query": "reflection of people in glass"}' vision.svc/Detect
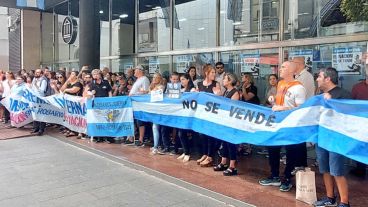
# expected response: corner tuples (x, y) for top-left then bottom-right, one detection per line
(347, 55), (361, 73)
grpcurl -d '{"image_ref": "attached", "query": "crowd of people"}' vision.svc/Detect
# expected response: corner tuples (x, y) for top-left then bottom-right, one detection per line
(0, 57), (367, 207)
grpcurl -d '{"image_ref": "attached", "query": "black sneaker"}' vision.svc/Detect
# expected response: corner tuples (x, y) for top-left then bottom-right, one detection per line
(135, 141), (145, 147)
(279, 179), (292, 192)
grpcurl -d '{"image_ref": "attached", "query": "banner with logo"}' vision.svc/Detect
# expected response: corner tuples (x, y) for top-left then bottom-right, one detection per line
(2, 89), (368, 164)
(86, 96), (134, 137)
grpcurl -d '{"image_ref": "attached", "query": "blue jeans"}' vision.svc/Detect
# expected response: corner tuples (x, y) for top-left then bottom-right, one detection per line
(152, 123), (160, 149)
(316, 145), (346, 176)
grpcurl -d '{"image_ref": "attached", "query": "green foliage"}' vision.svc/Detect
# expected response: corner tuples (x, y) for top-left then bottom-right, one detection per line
(340, 0), (368, 21)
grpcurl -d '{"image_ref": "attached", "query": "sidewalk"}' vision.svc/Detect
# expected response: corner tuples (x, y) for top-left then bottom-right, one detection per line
(0, 122), (34, 140)
(3, 125), (367, 207)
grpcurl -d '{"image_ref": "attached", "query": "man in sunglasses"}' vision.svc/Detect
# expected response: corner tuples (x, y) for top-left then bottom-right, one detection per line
(215, 62), (226, 94)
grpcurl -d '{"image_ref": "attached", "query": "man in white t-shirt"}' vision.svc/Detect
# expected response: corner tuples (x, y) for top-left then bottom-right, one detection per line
(128, 65), (150, 147)
(129, 65), (150, 96)
(291, 56), (316, 170)
(259, 61), (306, 192)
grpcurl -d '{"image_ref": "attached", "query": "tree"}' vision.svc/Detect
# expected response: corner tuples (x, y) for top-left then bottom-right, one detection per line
(340, 0), (368, 21)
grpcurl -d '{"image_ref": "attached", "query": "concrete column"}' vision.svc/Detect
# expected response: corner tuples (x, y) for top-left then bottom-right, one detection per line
(79, 0), (100, 69)
(21, 10), (41, 70)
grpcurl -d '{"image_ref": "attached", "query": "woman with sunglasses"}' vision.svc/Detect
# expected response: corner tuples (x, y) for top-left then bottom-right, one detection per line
(51, 72), (66, 94)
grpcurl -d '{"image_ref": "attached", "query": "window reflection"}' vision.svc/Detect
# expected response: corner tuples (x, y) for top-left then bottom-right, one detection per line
(284, 0), (368, 40)
(221, 0), (280, 46)
(138, 0), (170, 52)
(173, 0), (216, 50)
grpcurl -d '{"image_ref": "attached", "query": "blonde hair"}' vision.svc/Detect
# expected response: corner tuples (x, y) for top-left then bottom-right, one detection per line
(242, 73), (254, 84)
(150, 72), (163, 91)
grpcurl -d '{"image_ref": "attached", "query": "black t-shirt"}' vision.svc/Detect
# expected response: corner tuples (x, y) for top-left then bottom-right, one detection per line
(242, 84), (260, 105)
(328, 86), (352, 99)
(90, 80), (112, 97)
(66, 81), (83, 96)
(197, 81), (217, 94)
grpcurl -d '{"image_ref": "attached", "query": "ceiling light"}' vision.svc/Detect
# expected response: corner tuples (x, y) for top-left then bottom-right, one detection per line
(99, 10), (103, 14)
(119, 14), (128, 18)
(232, 22), (242, 25)
(178, 18), (187, 22)
(197, 27), (205, 31)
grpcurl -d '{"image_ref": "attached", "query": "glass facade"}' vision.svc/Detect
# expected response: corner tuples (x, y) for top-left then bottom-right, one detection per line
(41, 0), (368, 92)
(174, 0), (216, 50)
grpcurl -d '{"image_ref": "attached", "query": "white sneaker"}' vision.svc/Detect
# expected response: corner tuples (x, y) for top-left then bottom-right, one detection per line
(177, 153), (185, 160)
(183, 155), (190, 162)
(150, 148), (158, 155)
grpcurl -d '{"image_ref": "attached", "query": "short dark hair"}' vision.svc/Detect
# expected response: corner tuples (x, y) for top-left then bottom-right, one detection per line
(320, 67), (338, 85)
(171, 71), (179, 77)
(215, 62), (224, 67)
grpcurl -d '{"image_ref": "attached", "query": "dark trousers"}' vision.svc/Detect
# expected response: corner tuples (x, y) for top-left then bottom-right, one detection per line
(160, 126), (171, 150)
(33, 121), (46, 133)
(221, 141), (237, 160)
(200, 134), (219, 157)
(178, 129), (190, 155)
(295, 142), (308, 167)
(4, 108), (10, 122)
(267, 144), (299, 179)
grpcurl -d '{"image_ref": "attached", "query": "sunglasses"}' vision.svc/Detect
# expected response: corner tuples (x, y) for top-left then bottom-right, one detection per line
(56, 76), (63, 78)
(216, 67), (223, 69)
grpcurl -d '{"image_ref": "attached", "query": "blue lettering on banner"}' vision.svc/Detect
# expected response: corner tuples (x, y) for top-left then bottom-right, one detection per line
(22, 90), (47, 104)
(53, 97), (65, 108)
(65, 100), (86, 115)
(10, 98), (29, 112)
(36, 108), (64, 117)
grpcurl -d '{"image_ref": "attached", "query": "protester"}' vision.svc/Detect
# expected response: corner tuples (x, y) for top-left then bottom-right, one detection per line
(88, 69), (112, 142)
(350, 69), (368, 178)
(31, 69), (48, 136)
(149, 73), (164, 155)
(264, 74), (278, 107)
(196, 64), (221, 167)
(159, 72), (181, 155)
(259, 61), (306, 192)
(241, 73), (260, 104)
(313, 67), (351, 207)
(213, 73), (240, 176)
(2, 71), (16, 124)
(128, 65), (150, 146)
(187, 66), (200, 88)
(291, 56), (316, 173)
(215, 62), (226, 93)
(11, 75), (26, 96)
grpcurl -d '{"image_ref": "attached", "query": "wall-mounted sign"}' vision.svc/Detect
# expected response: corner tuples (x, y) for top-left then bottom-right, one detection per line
(240, 54), (260, 76)
(62, 16), (77, 45)
(332, 47), (363, 75)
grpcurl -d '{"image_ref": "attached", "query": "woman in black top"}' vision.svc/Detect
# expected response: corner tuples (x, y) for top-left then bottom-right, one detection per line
(241, 73), (260, 105)
(213, 73), (240, 176)
(60, 71), (83, 137)
(196, 64), (221, 167)
(177, 74), (195, 162)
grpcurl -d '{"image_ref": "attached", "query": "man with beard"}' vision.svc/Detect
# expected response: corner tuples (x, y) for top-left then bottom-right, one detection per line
(31, 69), (48, 136)
(314, 67), (351, 207)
